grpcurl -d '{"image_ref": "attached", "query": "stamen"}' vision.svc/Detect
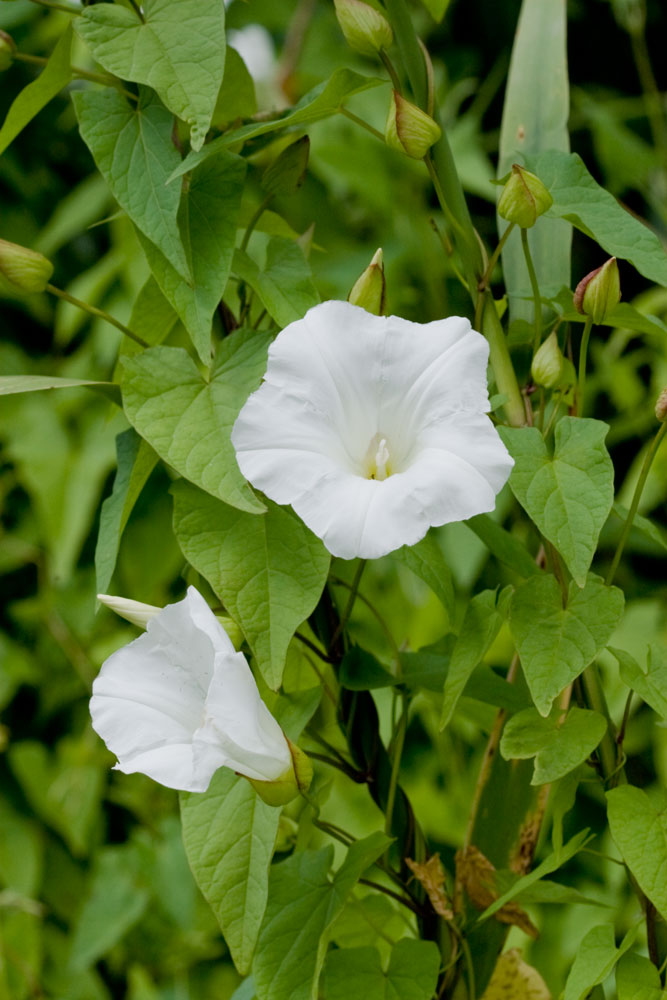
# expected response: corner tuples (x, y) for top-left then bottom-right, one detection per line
(374, 438), (390, 481)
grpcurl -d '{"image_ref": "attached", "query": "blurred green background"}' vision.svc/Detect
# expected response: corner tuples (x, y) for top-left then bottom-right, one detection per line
(1, 0), (667, 996)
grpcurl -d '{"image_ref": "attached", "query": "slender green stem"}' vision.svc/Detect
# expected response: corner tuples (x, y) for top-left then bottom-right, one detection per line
(358, 877), (421, 915)
(481, 293), (525, 427)
(580, 664), (618, 781)
(630, 28), (667, 167)
(339, 107), (385, 143)
(576, 316), (594, 417)
(542, 393), (563, 439)
(15, 52), (137, 98)
(127, 0), (146, 23)
(295, 631), (335, 664)
(239, 194), (273, 254)
(28, 0), (81, 13)
(329, 575), (402, 666)
(606, 420), (667, 585)
(45, 284), (148, 348)
(384, 694), (407, 839)
(520, 227), (543, 356)
(379, 49), (403, 93)
(424, 153), (470, 247)
(329, 560), (366, 649)
(478, 222), (515, 296)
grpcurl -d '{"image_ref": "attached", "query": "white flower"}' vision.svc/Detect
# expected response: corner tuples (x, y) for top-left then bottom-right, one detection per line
(90, 587), (293, 793)
(232, 301), (514, 559)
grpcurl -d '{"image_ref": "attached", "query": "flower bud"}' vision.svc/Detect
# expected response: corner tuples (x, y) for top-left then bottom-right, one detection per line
(248, 739), (312, 806)
(261, 136), (310, 197)
(333, 0), (393, 57)
(0, 238), (53, 294)
(348, 247), (385, 315)
(573, 257), (621, 325)
(0, 31), (16, 72)
(655, 387), (667, 422)
(98, 594), (161, 629)
(497, 164), (553, 229)
(531, 331), (564, 389)
(385, 91), (441, 160)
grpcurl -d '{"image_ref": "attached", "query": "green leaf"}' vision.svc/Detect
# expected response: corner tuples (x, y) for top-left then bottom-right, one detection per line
(607, 786), (667, 919)
(391, 530), (455, 626)
(69, 846), (150, 970)
(75, 0), (225, 151)
(340, 645), (395, 691)
(253, 834), (390, 1000)
(509, 574), (624, 716)
(180, 769), (279, 975)
(610, 645), (667, 719)
(0, 375), (118, 403)
(95, 429), (159, 595)
(477, 828), (591, 926)
(465, 513), (540, 578)
(418, 0), (451, 22)
(127, 276), (181, 349)
(440, 587), (512, 729)
(322, 940), (441, 1000)
(232, 238), (319, 329)
(612, 502), (667, 555)
(500, 706), (607, 784)
(121, 331), (270, 514)
(137, 150), (246, 364)
(169, 68), (385, 181)
(500, 417), (614, 586)
(616, 952), (667, 1000)
(0, 26), (72, 156)
(498, 0), (571, 319)
(563, 923), (639, 1000)
(526, 150), (667, 288)
(72, 87), (189, 279)
(172, 482), (330, 688)
(212, 46), (257, 127)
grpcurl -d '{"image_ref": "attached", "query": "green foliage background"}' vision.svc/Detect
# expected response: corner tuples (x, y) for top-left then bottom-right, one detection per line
(1, 0), (667, 997)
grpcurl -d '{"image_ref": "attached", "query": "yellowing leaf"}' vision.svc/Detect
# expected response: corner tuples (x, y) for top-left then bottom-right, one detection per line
(481, 949), (551, 1000)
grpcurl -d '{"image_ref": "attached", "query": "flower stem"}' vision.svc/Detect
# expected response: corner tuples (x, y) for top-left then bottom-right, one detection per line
(576, 316), (594, 417)
(478, 222), (515, 297)
(379, 49), (402, 93)
(45, 284), (148, 348)
(519, 227), (543, 356)
(605, 420), (667, 585)
(330, 560), (366, 649)
(384, 693), (407, 840)
(339, 107), (385, 143)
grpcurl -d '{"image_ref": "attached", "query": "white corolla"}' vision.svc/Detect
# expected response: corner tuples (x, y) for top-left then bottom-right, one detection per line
(232, 301), (513, 559)
(90, 587), (300, 797)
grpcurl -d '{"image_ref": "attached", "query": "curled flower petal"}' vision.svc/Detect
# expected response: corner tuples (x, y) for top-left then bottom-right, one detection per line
(90, 587), (292, 793)
(232, 301), (513, 559)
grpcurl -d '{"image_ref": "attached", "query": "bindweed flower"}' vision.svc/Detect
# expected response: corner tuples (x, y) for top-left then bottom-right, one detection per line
(232, 301), (513, 560)
(90, 587), (307, 800)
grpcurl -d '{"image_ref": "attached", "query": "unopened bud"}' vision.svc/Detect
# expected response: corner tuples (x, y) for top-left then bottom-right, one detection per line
(348, 248), (385, 315)
(248, 739), (312, 806)
(497, 164), (553, 229)
(262, 136), (310, 197)
(0, 31), (16, 72)
(573, 257), (621, 325)
(531, 331), (564, 389)
(0, 238), (53, 293)
(656, 388), (667, 422)
(98, 593), (243, 646)
(333, 0), (393, 57)
(385, 91), (441, 160)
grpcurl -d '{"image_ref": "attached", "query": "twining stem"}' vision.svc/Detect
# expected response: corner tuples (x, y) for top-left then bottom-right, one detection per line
(15, 52), (138, 100)
(339, 107), (385, 143)
(606, 420), (667, 585)
(295, 631), (336, 664)
(519, 228), (543, 356)
(384, 694), (408, 839)
(480, 293), (526, 428)
(379, 49), (403, 94)
(45, 284), (148, 348)
(329, 560), (367, 650)
(580, 664), (618, 780)
(239, 194), (273, 254)
(423, 153), (471, 249)
(576, 316), (594, 417)
(358, 877), (422, 916)
(477, 222), (515, 299)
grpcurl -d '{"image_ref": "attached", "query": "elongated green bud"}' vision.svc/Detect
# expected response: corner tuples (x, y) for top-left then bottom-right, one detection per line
(333, 0), (393, 57)
(531, 331), (564, 389)
(248, 739), (312, 806)
(655, 387), (667, 422)
(262, 136), (310, 196)
(348, 248), (386, 315)
(0, 238), (53, 293)
(385, 91), (441, 160)
(573, 257), (621, 324)
(0, 31), (15, 72)
(497, 164), (553, 229)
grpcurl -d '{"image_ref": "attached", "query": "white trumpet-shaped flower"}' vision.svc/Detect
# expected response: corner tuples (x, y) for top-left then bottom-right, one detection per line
(232, 301), (514, 559)
(90, 587), (294, 794)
